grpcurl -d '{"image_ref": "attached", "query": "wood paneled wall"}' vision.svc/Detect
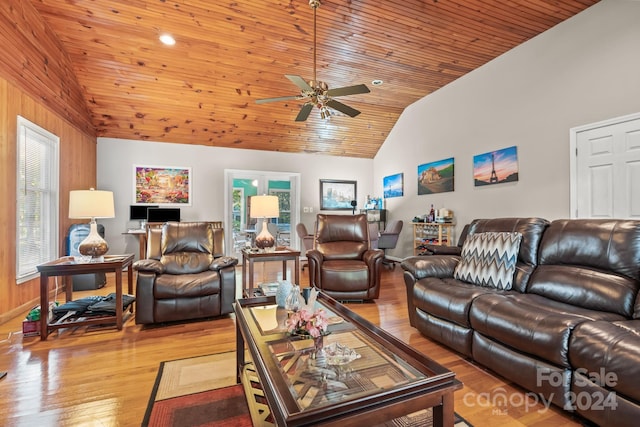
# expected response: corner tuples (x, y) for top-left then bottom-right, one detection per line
(0, 1), (96, 322)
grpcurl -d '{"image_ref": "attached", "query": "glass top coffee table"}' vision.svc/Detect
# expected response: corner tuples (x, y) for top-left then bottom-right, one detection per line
(234, 293), (462, 426)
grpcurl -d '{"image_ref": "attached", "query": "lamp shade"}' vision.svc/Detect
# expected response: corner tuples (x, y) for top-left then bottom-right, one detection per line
(69, 189), (115, 219)
(250, 195), (279, 218)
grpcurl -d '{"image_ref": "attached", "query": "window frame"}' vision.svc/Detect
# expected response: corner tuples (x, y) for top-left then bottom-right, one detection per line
(16, 116), (60, 284)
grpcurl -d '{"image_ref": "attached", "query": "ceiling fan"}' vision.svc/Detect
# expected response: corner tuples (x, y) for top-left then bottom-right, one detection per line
(256, 0), (370, 121)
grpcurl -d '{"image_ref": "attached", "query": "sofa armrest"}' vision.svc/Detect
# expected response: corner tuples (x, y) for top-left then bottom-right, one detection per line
(306, 249), (324, 288)
(306, 249), (322, 262)
(210, 256), (238, 271)
(421, 244), (462, 256)
(363, 248), (384, 265)
(400, 255), (460, 280)
(133, 259), (165, 274)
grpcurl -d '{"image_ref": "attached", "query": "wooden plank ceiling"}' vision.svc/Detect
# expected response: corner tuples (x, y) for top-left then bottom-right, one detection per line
(30, 0), (598, 158)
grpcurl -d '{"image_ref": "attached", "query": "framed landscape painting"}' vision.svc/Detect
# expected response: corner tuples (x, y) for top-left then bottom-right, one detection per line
(134, 165), (191, 205)
(383, 173), (404, 198)
(473, 146), (519, 186)
(417, 158), (455, 195)
(320, 179), (357, 210)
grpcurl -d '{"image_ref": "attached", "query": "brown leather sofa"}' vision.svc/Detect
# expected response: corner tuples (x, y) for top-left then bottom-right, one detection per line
(133, 222), (238, 324)
(307, 214), (384, 301)
(402, 218), (640, 426)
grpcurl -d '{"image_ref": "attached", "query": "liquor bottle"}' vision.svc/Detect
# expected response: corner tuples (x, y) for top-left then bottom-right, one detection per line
(428, 204), (435, 223)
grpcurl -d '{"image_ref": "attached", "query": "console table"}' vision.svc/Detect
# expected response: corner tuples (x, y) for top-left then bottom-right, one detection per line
(241, 248), (300, 297)
(37, 254), (134, 340)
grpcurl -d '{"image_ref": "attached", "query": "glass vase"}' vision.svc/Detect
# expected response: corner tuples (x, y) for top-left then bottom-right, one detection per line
(284, 284), (301, 313)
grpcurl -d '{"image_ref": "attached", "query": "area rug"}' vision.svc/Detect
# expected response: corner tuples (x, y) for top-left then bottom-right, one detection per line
(143, 352), (472, 427)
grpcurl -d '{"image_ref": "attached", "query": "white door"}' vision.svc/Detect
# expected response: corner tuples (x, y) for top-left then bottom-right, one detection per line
(224, 170), (301, 259)
(571, 113), (640, 219)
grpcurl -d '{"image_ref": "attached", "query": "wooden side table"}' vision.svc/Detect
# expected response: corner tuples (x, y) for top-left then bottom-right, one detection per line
(36, 254), (134, 340)
(241, 248), (300, 297)
(123, 229), (147, 259)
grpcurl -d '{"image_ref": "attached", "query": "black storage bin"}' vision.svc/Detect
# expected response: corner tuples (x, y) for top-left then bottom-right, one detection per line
(66, 223), (107, 290)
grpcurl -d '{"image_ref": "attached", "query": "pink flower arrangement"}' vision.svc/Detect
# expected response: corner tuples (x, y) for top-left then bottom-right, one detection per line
(286, 308), (329, 338)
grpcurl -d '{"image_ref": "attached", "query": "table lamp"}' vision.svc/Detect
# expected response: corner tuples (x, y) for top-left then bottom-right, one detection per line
(69, 188), (115, 262)
(250, 195), (279, 251)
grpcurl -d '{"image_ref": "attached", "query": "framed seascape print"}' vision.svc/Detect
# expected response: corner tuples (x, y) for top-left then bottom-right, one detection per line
(320, 179), (357, 210)
(473, 146), (519, 186)
(383, 173), (404, 198)
(417, 157), (455, 195)
(134, 165), (191, 205)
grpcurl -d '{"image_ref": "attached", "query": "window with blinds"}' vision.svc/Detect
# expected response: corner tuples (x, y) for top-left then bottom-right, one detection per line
(16, 116), (59, 284)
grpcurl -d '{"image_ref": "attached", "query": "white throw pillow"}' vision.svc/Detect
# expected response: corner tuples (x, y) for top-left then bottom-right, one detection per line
(453, 231), (523, 290)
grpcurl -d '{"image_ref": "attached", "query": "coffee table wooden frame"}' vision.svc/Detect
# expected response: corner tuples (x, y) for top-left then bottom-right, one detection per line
(234, 293), (462, 427)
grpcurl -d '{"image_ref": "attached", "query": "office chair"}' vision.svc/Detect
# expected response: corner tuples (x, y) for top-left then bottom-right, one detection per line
(296, 223), (314, 271)
(377, 220), (404, 269)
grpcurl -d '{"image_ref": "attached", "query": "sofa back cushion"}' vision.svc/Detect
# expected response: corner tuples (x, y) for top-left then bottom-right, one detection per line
(466, 217), (549, 293)
(529, 219), (640, 317)
(161, 222), (215, 274)
(454, 232), (522, 290)
(314, 214), (369, 260)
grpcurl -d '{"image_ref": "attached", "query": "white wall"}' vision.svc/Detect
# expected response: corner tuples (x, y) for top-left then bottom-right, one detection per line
(97, 138), (373, 258)
(374, 0), (640, 258)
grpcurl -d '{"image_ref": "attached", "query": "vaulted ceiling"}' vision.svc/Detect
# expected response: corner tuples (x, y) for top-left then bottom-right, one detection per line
(30, 0), (598, 158)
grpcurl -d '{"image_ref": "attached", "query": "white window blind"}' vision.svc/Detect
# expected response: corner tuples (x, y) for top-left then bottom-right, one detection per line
(16, 116), (59, 283)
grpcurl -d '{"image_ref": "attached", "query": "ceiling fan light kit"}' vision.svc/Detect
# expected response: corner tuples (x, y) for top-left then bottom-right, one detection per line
(256, 0), (370, 121)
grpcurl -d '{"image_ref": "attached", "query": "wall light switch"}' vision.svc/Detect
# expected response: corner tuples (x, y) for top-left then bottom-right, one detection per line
(309, 207), (314, 213)
(303, 207), (310, 213)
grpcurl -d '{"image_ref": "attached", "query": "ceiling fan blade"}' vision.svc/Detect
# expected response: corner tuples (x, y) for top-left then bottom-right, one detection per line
(256, 95), (300, 104)
(285, 75), (313, 92)
(326, 84), (370, 97)
(295, 103), (314, 122)
(326, 99), (361, 118)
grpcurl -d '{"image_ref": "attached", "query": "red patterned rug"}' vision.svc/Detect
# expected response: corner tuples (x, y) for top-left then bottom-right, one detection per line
(142, 352), (472, 427)
(144, 384), (251, 427)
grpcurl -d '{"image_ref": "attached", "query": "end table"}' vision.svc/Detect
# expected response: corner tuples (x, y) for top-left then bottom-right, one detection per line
(241, 248), (300, 297)
(36, 254), (134, 340)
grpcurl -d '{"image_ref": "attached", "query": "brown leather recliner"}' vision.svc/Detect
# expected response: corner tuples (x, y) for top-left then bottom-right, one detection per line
(133, 222), (238, 324)
(307, 214), (384, 301)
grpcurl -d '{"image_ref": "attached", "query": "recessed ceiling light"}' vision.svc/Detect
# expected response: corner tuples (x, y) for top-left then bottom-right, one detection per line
(372, 79), (383, 86)
(159, 34), (176, 46)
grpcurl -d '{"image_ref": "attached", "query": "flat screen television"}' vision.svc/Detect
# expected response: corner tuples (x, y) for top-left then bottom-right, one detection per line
(129, 205), (158, 220)
(146, 207), (181, 223)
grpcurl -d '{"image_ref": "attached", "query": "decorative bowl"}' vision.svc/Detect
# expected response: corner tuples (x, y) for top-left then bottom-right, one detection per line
(323, 342), (361, 366)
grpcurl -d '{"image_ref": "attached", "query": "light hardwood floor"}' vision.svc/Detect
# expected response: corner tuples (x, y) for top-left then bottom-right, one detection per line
(0, 263), (584, 426)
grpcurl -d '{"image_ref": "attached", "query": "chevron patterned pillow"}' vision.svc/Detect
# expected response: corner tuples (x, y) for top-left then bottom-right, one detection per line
(453, 231), (523, 290)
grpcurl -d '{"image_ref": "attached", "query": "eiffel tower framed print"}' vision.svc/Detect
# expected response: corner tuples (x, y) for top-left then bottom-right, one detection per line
(473, 146), (519, 187)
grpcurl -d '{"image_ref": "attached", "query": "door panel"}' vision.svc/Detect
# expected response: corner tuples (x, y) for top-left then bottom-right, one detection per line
(574, 114), (640, 219)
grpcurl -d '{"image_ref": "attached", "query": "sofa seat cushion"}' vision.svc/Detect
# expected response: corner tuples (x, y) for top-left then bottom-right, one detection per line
(154, 270), (221, 299)
(469, 293), (625, 367)
(320, 260), (368, 292)
(569, 320), (640, 403)
(414, 278), (511, 328)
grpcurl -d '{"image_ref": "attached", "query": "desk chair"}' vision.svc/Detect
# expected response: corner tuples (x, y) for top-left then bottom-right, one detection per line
(296, 223), (314, 271)
(377, 220), (404, 269)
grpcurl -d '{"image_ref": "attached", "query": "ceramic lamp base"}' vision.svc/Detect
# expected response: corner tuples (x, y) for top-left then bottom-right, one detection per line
(255, 219), (275, 250)
(78, 219), (109, 259)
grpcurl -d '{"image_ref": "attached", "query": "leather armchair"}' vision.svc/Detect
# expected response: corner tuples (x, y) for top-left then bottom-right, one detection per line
(307, 214), (383, 301)
(133, 222), (238, 324)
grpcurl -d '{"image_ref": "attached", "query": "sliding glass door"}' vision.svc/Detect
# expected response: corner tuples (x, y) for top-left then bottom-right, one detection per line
(224, 170), (300, 259)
